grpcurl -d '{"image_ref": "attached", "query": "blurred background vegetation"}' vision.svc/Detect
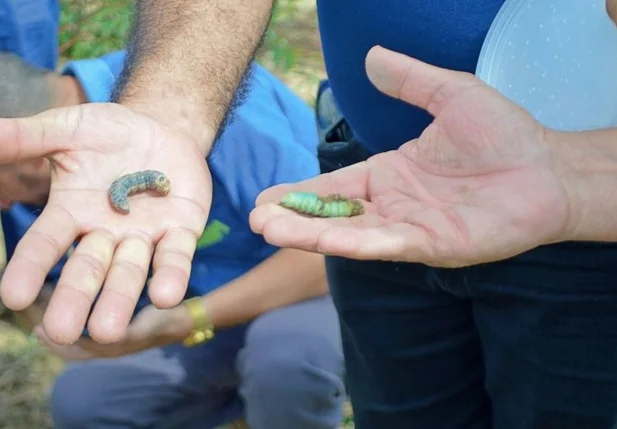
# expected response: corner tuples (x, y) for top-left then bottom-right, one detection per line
(1, 1), (352, 428)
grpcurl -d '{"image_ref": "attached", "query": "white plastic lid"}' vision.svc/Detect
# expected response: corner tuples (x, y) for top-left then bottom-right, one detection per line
(476, 0), (617, 131)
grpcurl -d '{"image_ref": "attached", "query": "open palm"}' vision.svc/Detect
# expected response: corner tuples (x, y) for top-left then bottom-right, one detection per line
(250, 46), (571, 267)
(0, 103), (211, 344)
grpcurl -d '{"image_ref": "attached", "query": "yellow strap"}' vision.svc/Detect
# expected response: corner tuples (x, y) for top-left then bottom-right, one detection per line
(182, 297), (215, 347)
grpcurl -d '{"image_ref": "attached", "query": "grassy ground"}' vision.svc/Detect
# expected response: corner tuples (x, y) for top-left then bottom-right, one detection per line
(0, 2), (356, 428)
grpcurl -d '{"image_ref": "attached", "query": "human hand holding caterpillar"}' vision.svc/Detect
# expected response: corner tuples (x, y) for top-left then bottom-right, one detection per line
(250, 45), (610, 267)
(0, 103), (212, 345)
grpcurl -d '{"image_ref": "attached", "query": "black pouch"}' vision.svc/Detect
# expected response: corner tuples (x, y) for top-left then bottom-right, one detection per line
(315, 80), (372, 174)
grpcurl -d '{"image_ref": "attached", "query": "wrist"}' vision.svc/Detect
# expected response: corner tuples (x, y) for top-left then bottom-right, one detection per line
(119, 96), (216, 156)
(179, 296), (216, 347)
(545, 129), (583, 242)
(51, 75), (88, 108)
(545, 127), (617, 243)
(170, 305), (196, 339)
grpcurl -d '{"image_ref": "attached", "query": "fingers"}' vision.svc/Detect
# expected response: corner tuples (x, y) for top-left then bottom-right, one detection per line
(0, 204), (78, 311)
(34, 325), (96, 361)
(42, 230), (116, 344)
(254, 162), (370, 207)
(86, 234), (153, 343)
(253, 205), (435, 262)
(148, 227), (196, 309)
(315, 223), (433, 261)
(7, 222), (195, 345)
(365, 45), (480, 116)
(252, 203), (383, 249)
(0, 110), (73, 162)
(253, 205), (334, 250)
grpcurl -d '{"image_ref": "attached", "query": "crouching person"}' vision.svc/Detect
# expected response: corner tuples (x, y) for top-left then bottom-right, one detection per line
(0, 52), (346, 429)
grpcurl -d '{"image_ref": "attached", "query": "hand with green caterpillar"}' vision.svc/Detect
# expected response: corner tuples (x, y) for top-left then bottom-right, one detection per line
(250, 45), (610, 267)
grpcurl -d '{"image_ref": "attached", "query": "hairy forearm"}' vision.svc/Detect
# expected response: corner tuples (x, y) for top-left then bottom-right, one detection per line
(551, 127), (617, 242)
(111, 0), (275, 153)
(199, 249), (328, 328)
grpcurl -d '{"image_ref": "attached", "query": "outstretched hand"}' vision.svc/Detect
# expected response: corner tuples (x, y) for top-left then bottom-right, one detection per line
(0, 103), (211, 345)
(250, 46), (572, 267)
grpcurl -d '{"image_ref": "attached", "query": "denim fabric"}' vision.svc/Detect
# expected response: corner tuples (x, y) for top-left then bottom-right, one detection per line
(327, 251), (617, 429)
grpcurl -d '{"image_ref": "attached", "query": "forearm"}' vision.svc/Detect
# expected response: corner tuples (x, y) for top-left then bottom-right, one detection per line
(200, 249), (328, 328)
(111, 0), (275, 153)
(550, 127), (617, 242)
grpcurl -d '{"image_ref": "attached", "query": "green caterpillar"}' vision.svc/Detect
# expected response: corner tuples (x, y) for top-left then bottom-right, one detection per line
(279, 192), (365, 218)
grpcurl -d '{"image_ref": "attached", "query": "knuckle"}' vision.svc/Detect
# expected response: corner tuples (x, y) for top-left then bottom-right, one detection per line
(152, 248), (192, 273)
(22, 229), (62, 260)
(55, 279), (95, 301)
(112, 259), (149, 280)
(114, 235), (153, 268)
(158, 227), (198, 255)
(74, 245), (113, 272)
(75, 253), (108, 284)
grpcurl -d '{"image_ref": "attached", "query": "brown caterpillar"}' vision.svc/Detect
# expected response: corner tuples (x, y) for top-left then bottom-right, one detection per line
(108, 170), (171, 214)
(279, 192), (364, 217)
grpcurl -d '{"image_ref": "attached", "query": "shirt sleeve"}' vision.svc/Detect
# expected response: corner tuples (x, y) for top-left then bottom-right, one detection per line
(208, 63), (320, 218)
(61, 50), (126, 102)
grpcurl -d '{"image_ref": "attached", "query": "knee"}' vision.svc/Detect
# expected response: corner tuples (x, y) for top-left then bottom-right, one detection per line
(237, 324), (346, 423)
(50, 365), (102, 429)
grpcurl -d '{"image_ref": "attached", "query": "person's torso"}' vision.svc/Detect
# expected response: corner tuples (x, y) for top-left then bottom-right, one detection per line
(0, 0), (59, 69)
(316, 0), (506, 154)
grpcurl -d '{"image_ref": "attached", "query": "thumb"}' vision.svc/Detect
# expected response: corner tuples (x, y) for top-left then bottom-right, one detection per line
(0, 108), (74, 162)
(365, 45), (480, 117)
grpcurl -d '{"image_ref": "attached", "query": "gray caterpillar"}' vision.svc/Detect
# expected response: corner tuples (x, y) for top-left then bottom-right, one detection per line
(108, 170), (171, 214)
(279, 192), (364, 218)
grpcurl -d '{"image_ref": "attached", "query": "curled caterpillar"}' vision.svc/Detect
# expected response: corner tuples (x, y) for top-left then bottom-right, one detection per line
(279, 192), (364, 218)
(109, 170), (171, 214)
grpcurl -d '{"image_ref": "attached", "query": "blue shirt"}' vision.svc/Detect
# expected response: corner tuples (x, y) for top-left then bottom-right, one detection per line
(0, 4), (320, 296)
(316, 0), (506, 154)
(0, 0), (59, 69)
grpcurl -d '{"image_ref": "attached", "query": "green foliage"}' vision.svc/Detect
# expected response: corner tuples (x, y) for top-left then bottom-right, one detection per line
(59, 0), (133, 60)
(262, 0), (301, 71)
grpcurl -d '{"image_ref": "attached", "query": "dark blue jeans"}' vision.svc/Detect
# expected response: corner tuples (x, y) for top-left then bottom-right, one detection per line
(327, 242), (617, 429)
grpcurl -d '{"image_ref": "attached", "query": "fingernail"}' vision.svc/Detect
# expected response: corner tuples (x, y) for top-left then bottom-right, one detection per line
(365, 46), (398, 92)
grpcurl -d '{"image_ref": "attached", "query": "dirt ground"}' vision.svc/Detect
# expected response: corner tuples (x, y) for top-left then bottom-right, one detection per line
(0, 3), (353, 429)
